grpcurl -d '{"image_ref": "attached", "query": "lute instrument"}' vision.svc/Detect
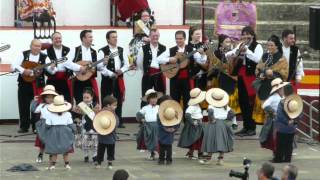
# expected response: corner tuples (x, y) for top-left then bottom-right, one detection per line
(0, 44), (10, 52)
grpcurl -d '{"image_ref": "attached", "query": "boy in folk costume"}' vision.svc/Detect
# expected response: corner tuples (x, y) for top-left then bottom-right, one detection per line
(34, 85), (58, 163)
(157, 96), (182, 165)
(94, 96), (119, 169)
(136, 89), (162, 160)
(273, 94), (302, 163)
(41, 95), (76, 170)
(200, 88), (235, 165)
(178, 88), (206, 159)
(259, 78), (289, 151)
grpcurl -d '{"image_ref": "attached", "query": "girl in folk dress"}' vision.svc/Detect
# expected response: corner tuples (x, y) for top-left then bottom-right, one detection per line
(178, 88), (206, 159)
(34, 85), (58, 163)
(200, 88), (235, 165)
(42, 95), (76, 170)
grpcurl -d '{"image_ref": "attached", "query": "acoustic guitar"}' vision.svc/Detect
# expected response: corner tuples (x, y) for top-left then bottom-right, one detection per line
(21, 57), (68, 82)
(75, 51), (118, 81)
(0, 44), (10, 52)
(160, 44), (212, 79)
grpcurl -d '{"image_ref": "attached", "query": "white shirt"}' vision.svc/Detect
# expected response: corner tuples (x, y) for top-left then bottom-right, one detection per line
(44, 47), (81, 74)
(186, 104), (203, 119)
(225, 43), (263, 64)
(11, 52), (51, 74)
(208, 105), (231, 120)
(45, 111), (73, 125)
(139, 104), (159, 122)
(157, 45), (185, 63)
(97, 45), (129, 77)
(136, 44), (168, 72)
(262, 93), (282, 112)
(35, 103), (50, 119)
(67, 45), (94, 63)
(282, 45), (304, 81)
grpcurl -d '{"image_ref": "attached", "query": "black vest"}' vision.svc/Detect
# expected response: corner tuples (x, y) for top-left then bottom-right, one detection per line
(73, 46), (97, 62)
(186, 42), (203, 77)
(46, 45), (70, 60)
(18, 50), (47, 87)
(142, 43), (166, 73)
(244, 41), (259, 75)
(99, 45), (124, 74)
(287, 45), (299, 81)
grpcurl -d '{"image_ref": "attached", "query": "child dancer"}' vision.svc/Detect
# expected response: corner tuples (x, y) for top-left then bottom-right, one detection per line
(200, 88), (234, 165)
(94, 95), (119, 169)
(157, 95), (182, 165)
(34, 85), (58, 163)
(44, 95), (75, 170)
(74, 87), (100, 163)
(136, 89), (161, 160)
(178, 88), (205, 159)
(273, 94), (302, 163)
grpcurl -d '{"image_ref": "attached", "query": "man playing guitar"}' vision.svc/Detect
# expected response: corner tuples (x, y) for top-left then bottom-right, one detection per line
(11, 39), (53, 133)
(67, 30), (98, 104)
(225, 26), (263, 137)
(97, 30), (130, 128)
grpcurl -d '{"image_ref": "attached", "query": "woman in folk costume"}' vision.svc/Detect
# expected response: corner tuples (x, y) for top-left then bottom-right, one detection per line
(199, 88), (235, 165)
(178, 88), (206, 159)
(207, 34), (239, 130)
(41, 95), (76, 170)
(253, 34), (289, 124)
(273, 94), (302, 163)
(34, 85), (58, 163)
(136, 89), (163, 160)
(259, 78), (289, 152)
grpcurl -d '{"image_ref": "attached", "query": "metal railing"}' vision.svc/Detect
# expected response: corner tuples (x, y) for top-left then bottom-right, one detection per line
(297, 100), (319, 141)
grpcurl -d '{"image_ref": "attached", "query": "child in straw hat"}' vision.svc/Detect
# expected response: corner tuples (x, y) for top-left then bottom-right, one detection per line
(43, 95), (75, 170)
(136, 89), (162, 160)
(157, 95), (182, 165)
(178, 88), (205, 160)
(199, 88), (235, 165)
(34, 85), (58, 163)
(273, 94), (303, 163)
(260, 78), (289, 151)
(95, 95), (119, 169)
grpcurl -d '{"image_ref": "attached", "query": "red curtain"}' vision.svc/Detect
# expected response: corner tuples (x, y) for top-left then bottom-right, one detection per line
(113, 0), (149, 20)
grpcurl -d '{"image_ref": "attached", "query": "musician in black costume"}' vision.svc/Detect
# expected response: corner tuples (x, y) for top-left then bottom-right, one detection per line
(226, 26), (263, 136)
(11, 39), (51, 133)
(97, 30), (130, 128)
(67, 30), (98, 104)
(281, 29), (304, 91)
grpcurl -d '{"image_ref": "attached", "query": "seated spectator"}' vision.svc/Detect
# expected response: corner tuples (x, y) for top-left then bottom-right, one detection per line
(113, 169), (129, 180)
(281, 164), (298, 180)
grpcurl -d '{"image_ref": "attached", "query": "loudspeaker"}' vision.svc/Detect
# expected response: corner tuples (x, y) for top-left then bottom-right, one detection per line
(309, 6), (320, 50)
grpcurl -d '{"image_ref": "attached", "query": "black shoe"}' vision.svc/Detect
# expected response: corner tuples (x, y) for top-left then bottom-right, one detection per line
(235, 128), (247, 136)
(84, 156), (89, 163)
(118, 124), (125, 128)
(92, 156), (97, 162)
(232, 124), (238, 130)
(243, 130), (256, 136)
(158, 160), (165, 165)
(166, 161), (172, 165)
(17, 129), (28, 133)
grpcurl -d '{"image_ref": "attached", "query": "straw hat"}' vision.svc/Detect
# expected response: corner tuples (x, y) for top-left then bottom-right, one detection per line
(40, 85), (58, 96)
(93, 110), (117, 135)
(206, 88), (229, 107)
(188, 88), (206, 106)
(159, 100), (183, 126)
(141, 89), (163, 102)
(284, 94), (303, 119)
(47, 95), (72, 113)
(270, 78), (290, 95)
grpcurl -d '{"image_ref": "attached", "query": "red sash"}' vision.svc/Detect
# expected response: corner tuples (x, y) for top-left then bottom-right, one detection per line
(118, 76), (126, 102)
(239, 66), (256, 103)
(31, 81), (43, 96)
(147, 67), (166, 91)
(178, 69), (188, 79)
(90, 78), (100, 104)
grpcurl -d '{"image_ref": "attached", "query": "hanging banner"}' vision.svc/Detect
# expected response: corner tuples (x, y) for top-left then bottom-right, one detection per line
(215, 1), (257, 40)
(18, 0), (55, 20)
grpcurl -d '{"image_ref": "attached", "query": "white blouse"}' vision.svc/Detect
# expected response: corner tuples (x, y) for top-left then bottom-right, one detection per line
(45, 111), (73, 125)
(208, 105), (231, 120)
(139, 104), (159, 122)
(35, 103), (50, 119)
(262, 93), (282, 112)
(186, 104), (203, 119)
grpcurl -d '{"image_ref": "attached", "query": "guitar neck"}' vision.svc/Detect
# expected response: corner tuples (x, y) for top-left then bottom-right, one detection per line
(91, 52), (118, 67)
